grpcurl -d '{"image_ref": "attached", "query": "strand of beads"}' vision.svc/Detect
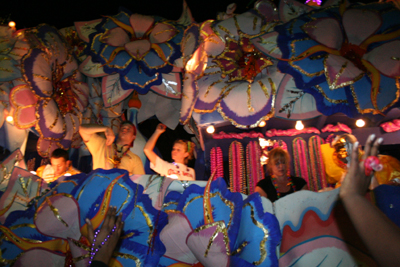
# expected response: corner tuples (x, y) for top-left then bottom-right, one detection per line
(88, 225), (117, 265)
(271, 176), (296, 199)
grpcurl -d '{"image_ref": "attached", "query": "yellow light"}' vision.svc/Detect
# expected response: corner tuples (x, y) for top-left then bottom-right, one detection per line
(206, 125), (215, 134)
(356, 119), (365, 127)
(258, 120), (266, 127)
(8, 21), (16, 28)
(6, 115), (13, 123)
(295, 120), (304, 130)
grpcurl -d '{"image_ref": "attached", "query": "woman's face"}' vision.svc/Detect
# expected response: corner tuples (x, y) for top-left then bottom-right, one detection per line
(171, 143), (189, 163)
(271, 158), (287, 178)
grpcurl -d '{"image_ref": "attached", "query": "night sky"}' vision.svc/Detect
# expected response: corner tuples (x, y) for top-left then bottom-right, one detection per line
(5, 0), (255, 30)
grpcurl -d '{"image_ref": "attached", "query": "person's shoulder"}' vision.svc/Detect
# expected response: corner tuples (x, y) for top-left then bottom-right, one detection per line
(126, 151), (143, 162)
(292, 176), (306, 181)
(256, 176), (272, 186)
(69, 167), (81, 175)
(291, 176), (307, 185)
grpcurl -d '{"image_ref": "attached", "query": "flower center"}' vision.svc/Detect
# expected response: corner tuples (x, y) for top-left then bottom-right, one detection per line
(215, 37), (272, 83)
(52, 61), (77, 116)
(340, 41), (367, 72)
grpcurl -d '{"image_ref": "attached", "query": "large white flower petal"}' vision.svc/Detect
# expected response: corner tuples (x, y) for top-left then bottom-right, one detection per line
(364, 40), (400, 78)
(302, 18), (343, 50)
(130, 14), (154, 38)
(342, 9), (381, 46)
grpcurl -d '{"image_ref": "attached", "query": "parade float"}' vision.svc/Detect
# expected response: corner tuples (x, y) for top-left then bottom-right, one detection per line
(0, 0), (400, 266)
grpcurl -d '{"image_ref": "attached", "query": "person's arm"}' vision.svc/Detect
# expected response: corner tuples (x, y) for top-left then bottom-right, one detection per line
(79, 124), (115, 146)
(340, 135), (400, 266)
(255, 186), (268, 198)
(143, 123), (166, 165)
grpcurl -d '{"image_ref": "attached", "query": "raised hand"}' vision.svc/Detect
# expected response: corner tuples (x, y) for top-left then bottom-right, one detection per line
(340, 134), (382, 199)
(86, 206), (124, 265)
(155, 123), (167, 134)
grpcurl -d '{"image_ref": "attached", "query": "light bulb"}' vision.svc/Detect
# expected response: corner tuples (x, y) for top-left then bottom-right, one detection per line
(295, 120), (304, 130)
(6, 115), (13, 122)
(206, 125), (215, 134)
(258, 120), (266, 127)
(356, 119), (365, 127)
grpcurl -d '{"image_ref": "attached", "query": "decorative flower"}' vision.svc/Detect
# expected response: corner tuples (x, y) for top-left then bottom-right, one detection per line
(0, 25), (22, 82)
(11, 24), (89, 157)
(180, 2), (285, 128)
(159, 178), (281, 266)
(86, 8), (183, 94)
(262, 2), (400, 117)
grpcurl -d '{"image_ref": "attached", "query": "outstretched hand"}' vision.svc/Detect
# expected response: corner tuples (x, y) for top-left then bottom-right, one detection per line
(340, 134), (382, 199)
(86, 206), (124, 265)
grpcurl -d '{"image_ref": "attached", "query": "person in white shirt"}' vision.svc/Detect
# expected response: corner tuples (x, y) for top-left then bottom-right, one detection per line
(144, 123), (195, 181)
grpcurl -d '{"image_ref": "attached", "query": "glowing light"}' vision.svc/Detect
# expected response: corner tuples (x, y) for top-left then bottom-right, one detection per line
(206, 125), (215, 134)
(8, 21), (16, 28)
(258, 120), (266, 128)
(6, 115), (13, 123)
(295, 120), (304, 130)
(305, 0), (321, 6)
(356, 119), (365, 127)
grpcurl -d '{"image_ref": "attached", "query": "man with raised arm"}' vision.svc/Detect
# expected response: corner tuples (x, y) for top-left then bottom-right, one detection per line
(79, 121), (145, 175)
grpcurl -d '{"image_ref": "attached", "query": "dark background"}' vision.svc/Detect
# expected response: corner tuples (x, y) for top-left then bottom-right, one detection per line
(4, 0), (256, 30)
(3, 0), (372, 30)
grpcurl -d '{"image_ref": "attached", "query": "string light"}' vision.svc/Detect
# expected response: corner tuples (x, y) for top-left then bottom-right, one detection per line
(258, 120), (266, 127)
(206, 125), (215, 134)
(356, 119), (365, 127)
(6, 115), (13, 123)
(8, 21), (16, 28)
(295, 120), (304, 130)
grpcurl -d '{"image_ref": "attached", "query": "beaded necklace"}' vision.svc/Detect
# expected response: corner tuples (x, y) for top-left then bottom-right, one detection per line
(271, 175), (296, 199)
(172, 162), (190, 172)
(108, 144), (130, 168)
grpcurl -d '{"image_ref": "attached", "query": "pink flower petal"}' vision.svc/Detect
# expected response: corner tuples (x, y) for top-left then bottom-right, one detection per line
(342, 9), (381, 46)
(35, 194), (81, 240)
(149, 22), (177, 44)
(255, 0), (279, 21)
(364, 40), (400, 78)
(130, 14), (154, 38)
(10, 84), (37, 128)
(13, 248), (65, 267)
(186, 223), (230, 267)
(160, 213), (197, 264)
(324, 54), (364, 89)
(103, 27), (130, 47)
(68, 238), (89, 267)
(302, 18), (343, 50)
(125, 39), (151, 59)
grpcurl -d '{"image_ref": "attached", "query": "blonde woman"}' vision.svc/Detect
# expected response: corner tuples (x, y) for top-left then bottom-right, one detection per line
(255, 147), (307, 202)
(144, 123), (195, 180)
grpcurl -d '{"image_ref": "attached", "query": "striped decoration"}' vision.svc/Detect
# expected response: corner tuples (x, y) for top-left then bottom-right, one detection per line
(292, 137), (312, 189)
(229, 141), (246, 194)
(246, 141), (264, 195)
(308, 136), (327, 191)
(210, 147), (224, 181)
